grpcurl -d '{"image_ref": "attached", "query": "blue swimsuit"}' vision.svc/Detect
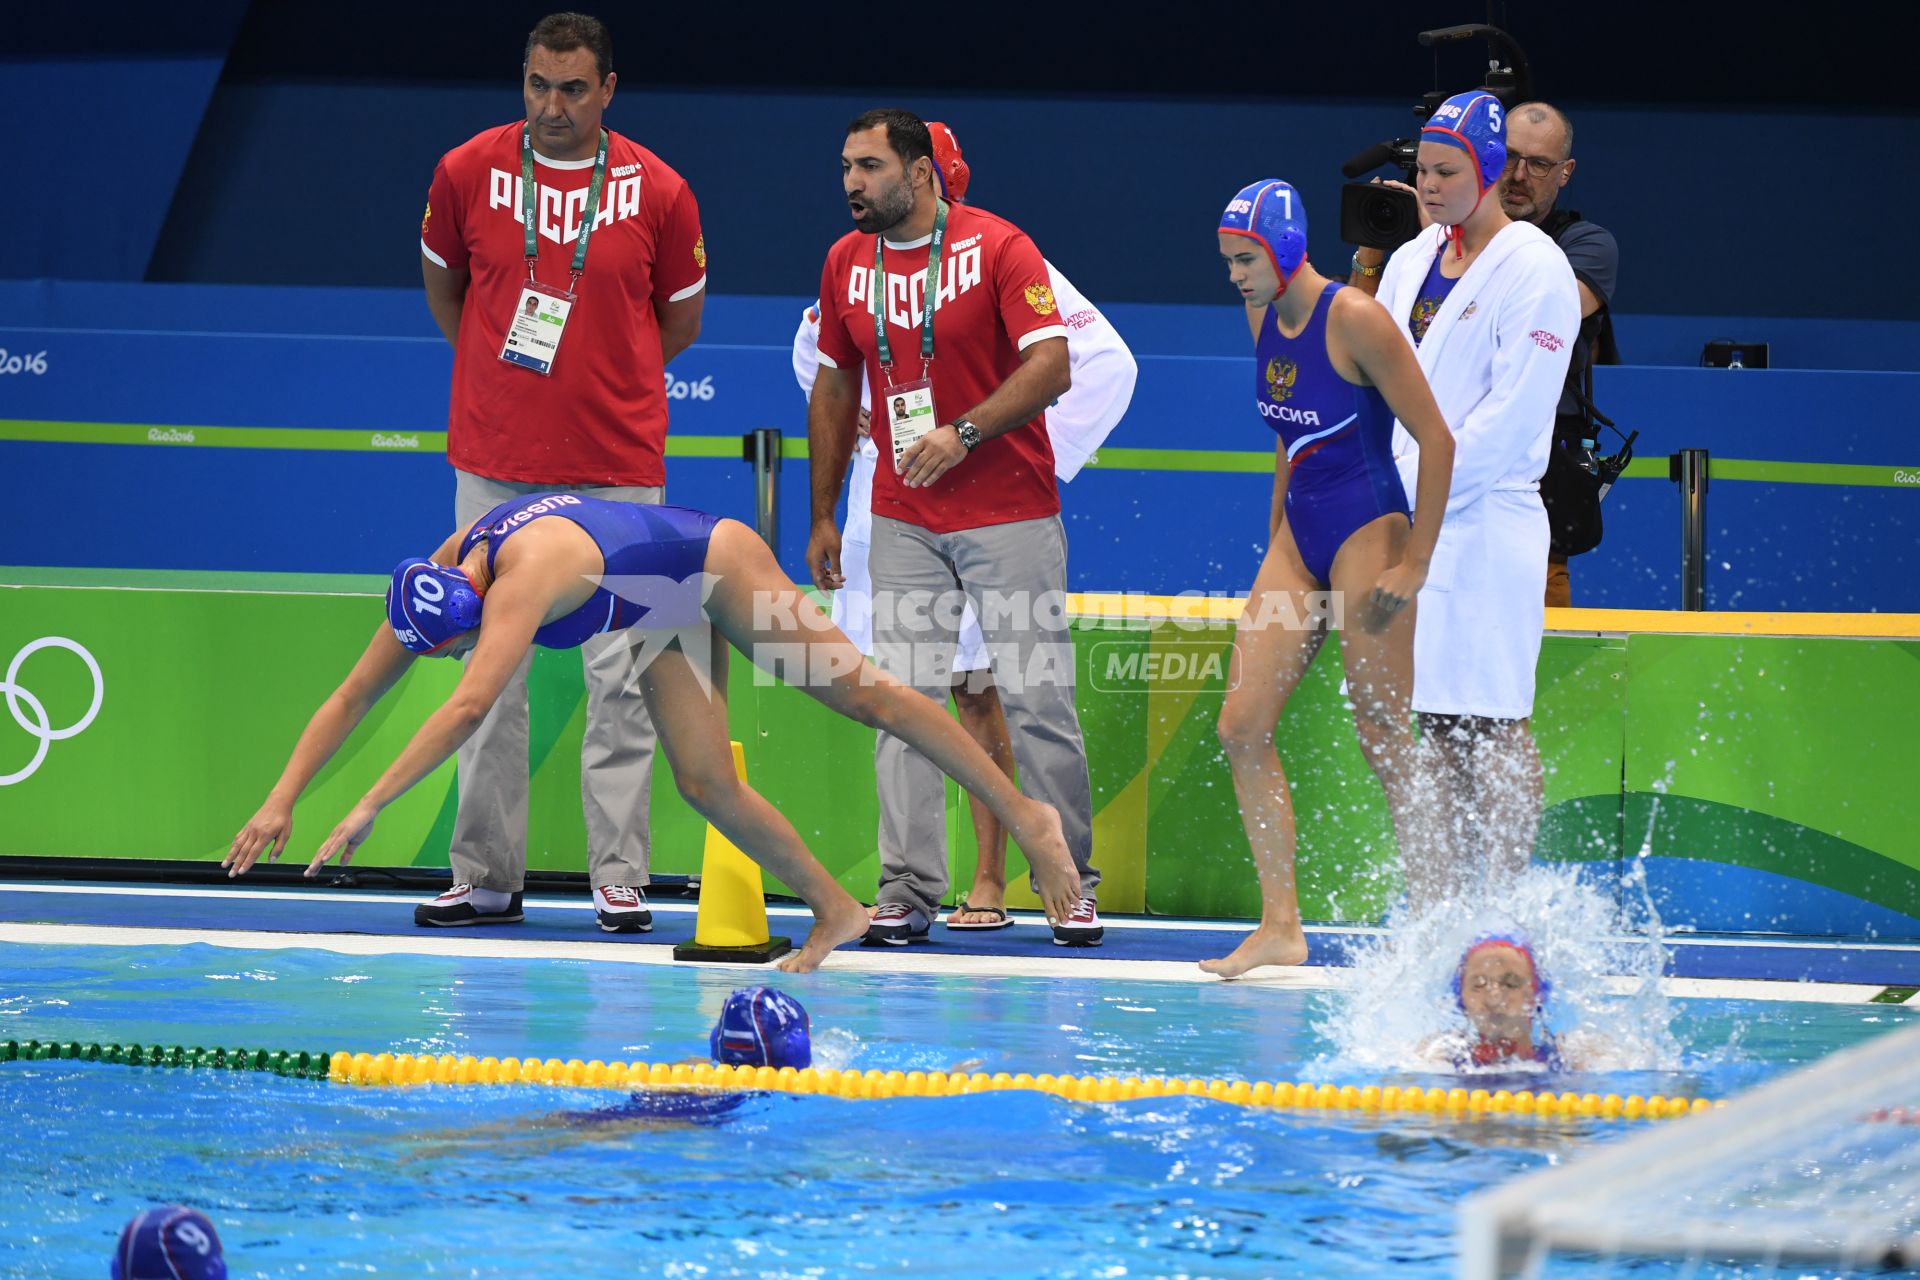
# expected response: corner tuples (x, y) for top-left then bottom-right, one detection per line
(459, 493), (721, 649)
(1252, 282), (1410, 583)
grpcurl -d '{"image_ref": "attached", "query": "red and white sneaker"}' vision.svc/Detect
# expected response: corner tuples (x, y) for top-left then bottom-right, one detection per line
(1051, 896), (1104, 947)
(414, 884), (524, 928)
(594, 885), (653, 933)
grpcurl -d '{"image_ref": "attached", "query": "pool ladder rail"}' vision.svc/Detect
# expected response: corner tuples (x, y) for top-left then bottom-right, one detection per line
(2, 1039), (1717, 1123)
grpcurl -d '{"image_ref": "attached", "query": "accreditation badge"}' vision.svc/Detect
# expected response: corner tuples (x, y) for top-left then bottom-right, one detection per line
(883, 378), (938, 471)
(499, 281), (576, 376)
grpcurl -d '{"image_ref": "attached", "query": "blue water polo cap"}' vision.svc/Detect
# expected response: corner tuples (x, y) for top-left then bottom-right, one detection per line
(112, 1206), (227, 1280)
(386, 558), (483, 655)
(1452, 932), (1551, 1010)
(1422, 91), (1507, 191)
(710, 986), (812, 1070)
(1219, 179), (1308, 294)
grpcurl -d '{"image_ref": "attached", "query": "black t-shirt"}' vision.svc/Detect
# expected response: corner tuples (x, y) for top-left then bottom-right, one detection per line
(1541, 208), (1620, 416)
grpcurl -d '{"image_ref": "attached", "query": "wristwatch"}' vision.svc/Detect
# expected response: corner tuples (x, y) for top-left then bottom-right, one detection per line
(954, 418), (982, 451)
(1350, 251), (1384, 279)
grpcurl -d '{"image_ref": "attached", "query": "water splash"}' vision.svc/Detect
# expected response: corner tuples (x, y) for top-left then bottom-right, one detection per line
(1313, 861), (1681, 1075)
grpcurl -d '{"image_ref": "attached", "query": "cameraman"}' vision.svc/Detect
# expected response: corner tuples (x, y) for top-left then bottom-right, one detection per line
(1498, 102), (1618, 606)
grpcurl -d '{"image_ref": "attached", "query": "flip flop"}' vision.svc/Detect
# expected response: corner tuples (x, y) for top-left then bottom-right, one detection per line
(943, 900), (1014, 930)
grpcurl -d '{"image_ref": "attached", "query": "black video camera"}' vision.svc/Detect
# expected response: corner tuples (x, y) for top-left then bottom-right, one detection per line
(1339, 23), (1534, 253)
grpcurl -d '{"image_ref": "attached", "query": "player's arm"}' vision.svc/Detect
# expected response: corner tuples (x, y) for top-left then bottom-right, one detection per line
(305, 572), (551, 875)
(1270, 438), (1290, 542)
(1335, 291), (1453, 584)
(225, 622), (419, 877)
(226, 528), (470, 877)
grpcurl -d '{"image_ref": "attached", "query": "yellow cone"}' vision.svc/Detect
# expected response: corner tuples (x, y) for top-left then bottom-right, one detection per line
(673, 740), (792, 963)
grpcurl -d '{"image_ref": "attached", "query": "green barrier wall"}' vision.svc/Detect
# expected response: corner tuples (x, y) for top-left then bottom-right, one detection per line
(2, 586), (1916, 930)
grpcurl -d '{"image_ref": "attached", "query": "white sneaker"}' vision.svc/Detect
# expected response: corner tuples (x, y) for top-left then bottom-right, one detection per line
(414, 884), (523, 928)
(594, 885), (653, 933)
(1051, 896), (1104, 947)
(862, 902), (931, 946)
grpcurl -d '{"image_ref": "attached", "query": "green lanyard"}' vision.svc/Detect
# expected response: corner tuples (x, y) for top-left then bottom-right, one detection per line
(872, 198), (949, 378)
(521, 126), (609, 290)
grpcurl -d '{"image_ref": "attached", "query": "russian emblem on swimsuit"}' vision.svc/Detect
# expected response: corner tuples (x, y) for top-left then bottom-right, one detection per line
(1265, 357), (1297, 404)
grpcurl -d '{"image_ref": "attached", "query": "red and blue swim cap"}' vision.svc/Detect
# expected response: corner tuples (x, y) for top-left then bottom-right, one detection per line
(112, 1206), (227, 1280)
(386, 558), (483, 655)
(1219, 179), (1308, 296)
(1422, 91), (1507, 192)
(711, 986), (812, 1070)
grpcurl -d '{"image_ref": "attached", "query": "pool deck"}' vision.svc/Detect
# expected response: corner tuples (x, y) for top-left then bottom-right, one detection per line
(3, 882), (1916, 1005)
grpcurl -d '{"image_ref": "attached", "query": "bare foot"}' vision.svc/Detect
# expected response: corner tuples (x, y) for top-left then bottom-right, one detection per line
(778, 894), (871, 973)
(1198, 924), (1309, 978)
(1009, 799), (1078, 924)
(946, 878), (1007, 925)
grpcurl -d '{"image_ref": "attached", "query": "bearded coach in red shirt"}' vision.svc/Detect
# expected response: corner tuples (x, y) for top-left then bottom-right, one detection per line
(807, 109), (1102, 947)
(416, 12), (706, 933)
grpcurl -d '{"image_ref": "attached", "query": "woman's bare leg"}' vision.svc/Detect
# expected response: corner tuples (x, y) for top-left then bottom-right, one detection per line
(1200, 531), (1326, 977)
(1326, 514), (1446, 910)
(699, 521), (1080, 923)
(634, 629), (867, 973)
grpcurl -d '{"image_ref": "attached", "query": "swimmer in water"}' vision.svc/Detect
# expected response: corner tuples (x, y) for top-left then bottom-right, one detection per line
(1448, 933), (1563, 1068)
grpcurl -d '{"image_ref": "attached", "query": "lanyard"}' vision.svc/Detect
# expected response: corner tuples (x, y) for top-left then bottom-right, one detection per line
(872, 198), (949, 377)
(522, 126), (609, 289)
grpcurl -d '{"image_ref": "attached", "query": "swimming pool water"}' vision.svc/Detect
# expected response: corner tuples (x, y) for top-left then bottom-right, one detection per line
(4, 942), (1910, 1278)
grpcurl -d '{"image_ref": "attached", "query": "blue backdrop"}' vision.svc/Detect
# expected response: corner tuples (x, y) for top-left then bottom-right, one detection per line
(3, 282), (1914, 612)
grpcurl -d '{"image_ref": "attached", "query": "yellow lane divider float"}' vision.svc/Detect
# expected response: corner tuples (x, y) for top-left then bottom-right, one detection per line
(3, 1040), (1715, 1121)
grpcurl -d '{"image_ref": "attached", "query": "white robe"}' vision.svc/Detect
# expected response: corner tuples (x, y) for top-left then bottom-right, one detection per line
(793, 261), (1137, 662)
(1381, 220), (1578, 718)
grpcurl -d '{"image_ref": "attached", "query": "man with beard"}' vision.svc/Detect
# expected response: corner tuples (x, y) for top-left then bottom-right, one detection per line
(805, 108), (1103, 948)
(1499, 102), (1620, 606)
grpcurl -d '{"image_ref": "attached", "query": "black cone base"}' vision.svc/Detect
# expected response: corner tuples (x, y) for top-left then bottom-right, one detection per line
(673, 936), (792, 964)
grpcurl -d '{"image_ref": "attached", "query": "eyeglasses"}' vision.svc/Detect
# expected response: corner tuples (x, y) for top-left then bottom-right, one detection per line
(1504, 151), (1569, 179)
(1467, 974), (1534, 992)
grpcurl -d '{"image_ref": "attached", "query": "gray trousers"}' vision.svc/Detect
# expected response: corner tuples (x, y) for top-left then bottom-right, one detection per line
(450, 470), (661, 892)
(868, 513), (1097, 917)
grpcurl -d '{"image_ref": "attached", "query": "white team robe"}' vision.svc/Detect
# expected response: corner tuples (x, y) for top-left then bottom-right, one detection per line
(1381, 220), (1579, 719)
(793, 261), (1138, 660)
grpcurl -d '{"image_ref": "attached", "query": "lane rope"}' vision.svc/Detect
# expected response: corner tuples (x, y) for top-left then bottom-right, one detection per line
(1, 1038), (1717, 1121)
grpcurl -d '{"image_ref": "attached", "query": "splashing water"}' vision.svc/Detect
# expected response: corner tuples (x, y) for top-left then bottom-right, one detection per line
(1313, 861), (1682, 1075)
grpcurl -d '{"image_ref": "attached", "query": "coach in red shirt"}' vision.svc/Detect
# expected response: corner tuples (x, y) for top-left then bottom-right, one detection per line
(807, 109), (1102, 946)
(416, 12), (705, 933)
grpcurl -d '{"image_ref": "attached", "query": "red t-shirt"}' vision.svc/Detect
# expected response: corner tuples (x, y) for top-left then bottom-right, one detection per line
(422, 123), (705, 486)
(815, 205), (1068, 533)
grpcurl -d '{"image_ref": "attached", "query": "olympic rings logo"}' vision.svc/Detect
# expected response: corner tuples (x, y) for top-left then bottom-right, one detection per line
(1, 638), (105, 786)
